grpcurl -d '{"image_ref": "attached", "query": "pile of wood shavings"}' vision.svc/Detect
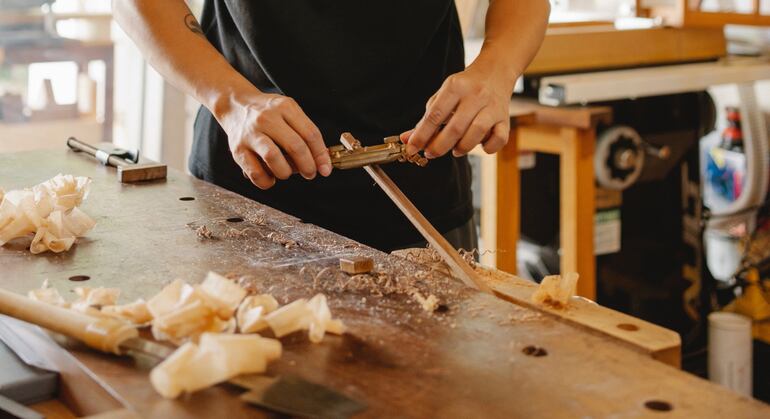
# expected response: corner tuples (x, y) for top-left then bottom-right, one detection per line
(300, 261), (453, 313)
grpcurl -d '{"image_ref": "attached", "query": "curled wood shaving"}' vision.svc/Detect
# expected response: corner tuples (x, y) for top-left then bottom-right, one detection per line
(531, 273), (579, 309)
(237, 294), (279, 334)
(195, 225), (214, 240)
(0, 174), (95, 254)
(73, 286), (121, 308)
(101, 299), (153, 325)
(146, 274), (246, 343)
(27, 271), (346, 399)
(263, 294), (346, 342)
(150, 333), (282, 399)
(27, 279), (67, 307)
(224, 227), (251, 239)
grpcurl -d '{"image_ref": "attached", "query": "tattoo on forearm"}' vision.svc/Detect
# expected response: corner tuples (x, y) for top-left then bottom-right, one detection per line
(184, 13), (204, 36)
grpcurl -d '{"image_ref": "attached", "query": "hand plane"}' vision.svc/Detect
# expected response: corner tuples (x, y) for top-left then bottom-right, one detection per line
(328, 135), (428, 170)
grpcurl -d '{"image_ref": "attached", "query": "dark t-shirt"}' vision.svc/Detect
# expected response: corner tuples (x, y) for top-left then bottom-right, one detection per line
(191, 0), (473, 251)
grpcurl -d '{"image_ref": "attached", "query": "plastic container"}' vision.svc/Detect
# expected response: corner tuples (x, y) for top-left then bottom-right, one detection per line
(708, 312), (753, 396)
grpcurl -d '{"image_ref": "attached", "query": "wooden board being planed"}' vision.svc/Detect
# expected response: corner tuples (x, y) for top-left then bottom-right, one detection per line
(0, 149), (768, 418)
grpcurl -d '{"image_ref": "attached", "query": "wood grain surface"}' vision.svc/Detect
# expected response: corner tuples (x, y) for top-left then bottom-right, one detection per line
(0, 149), (768, 418)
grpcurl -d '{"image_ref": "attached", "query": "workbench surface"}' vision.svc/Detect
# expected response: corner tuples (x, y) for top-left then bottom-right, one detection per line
(0, 149), (767, 418)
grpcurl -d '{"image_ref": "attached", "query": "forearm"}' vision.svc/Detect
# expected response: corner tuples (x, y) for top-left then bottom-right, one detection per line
(470, 0), (550, 91)
(112, 0), (256, 120)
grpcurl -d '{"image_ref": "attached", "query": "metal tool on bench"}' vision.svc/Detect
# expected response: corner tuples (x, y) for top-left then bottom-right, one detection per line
(0, 287), (363, 418)
(329, 136), (428, 170)
(66, 137), (167, 183)
(339, 133), (491, 293)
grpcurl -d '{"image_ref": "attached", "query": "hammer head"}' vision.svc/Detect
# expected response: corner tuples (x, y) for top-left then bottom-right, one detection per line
(117, 163), (167, 183)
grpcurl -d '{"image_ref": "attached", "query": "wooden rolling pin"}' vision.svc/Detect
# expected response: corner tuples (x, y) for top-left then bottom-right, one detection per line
(0, 288), (138, 354)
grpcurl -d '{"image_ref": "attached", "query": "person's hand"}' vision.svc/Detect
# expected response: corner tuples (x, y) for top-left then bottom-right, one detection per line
(217, 91), (332, 189)
(401, 65), (516, 159)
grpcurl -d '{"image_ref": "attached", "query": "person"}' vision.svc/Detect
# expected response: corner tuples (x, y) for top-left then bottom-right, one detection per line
(114, 0), (550, 252)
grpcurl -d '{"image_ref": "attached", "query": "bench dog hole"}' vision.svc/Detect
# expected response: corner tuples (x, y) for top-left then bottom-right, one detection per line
(179, 197), (195, 201)
(68, 275), (90, 282)
(617, 323), (640, 332)
(522, 345), (547, 357)
(226, 217), (244, 223)
(644, 400), (673, 412)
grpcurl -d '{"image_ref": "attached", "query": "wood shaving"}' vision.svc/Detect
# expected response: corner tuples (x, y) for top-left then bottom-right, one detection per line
(72, 286), (121, 310)
(27, 279), (67, 307)
(195, 225), (214, 240)
(531, 273), (579, 309)
(411, 291), (440, 313)
(237, 294), (279, 333)
(263, 294), (346, 342)
(224, 228), (251, 239)
(101, 299), (153, 325)
(266, 232), (298, 249)
(26, 271), (345, 400)
(0, 174), (95, 254)
(150, 333), (281, 399)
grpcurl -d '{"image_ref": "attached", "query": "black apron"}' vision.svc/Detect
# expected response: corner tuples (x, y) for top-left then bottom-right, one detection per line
(192, 0), (473, 251)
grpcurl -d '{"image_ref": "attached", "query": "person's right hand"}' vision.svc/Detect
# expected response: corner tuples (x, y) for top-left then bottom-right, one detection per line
(217, 91), (332, 189)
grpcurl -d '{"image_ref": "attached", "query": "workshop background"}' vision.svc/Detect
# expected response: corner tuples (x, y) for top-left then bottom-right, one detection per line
(2, 0), (770, 412)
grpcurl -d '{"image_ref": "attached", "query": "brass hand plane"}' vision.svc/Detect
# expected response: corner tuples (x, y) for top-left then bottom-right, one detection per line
(328, 133), (428, 170)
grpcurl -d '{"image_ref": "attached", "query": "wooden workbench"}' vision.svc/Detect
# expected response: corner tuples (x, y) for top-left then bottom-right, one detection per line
(0, 149), (768, 418)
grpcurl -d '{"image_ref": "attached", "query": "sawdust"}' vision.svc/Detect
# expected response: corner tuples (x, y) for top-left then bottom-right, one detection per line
(195, 225), (214, 240)
(266, 232), (298, 249)
(223, 228), (253, 239)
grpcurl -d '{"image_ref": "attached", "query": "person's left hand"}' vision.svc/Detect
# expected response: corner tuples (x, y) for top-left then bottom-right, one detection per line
(401, 65), (516, 159)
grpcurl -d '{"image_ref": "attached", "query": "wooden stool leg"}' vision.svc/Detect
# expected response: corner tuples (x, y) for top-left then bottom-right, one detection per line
(480, 128), (519, 273)
(559, 127), (596, 299)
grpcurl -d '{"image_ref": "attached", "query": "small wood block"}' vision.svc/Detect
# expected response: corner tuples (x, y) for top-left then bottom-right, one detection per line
(339, 256), (374, 274)
(117, 164), (167, 183)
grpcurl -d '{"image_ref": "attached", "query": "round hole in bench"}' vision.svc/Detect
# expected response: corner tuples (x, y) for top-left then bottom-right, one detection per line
(522, 345), (548, 357)
(68, 275), (90, 282)
(644, 400), (673, 412)
(226, 217), (244, 223)
(617, 323), (640, 332)
(179, 196), (195, 201)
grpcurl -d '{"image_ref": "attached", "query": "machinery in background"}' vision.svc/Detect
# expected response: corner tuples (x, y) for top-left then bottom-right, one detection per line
(519, 92), (716, 340)
(516, 83), (770, 402)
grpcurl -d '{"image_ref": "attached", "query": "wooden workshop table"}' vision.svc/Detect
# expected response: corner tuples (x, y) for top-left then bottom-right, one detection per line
(0, 149), (768, 418)
(479, 99), (611, 300)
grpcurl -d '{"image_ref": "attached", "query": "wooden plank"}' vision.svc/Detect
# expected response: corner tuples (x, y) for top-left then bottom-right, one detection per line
(476, 266), (681, 367)
(1, 150), (769, 418)
(525, 27), (726, 75)
(510, 99), (612, 130)
(340, 134), (491, 293)
(518, 124), (566, 154)
(538, 58), (770, 106)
